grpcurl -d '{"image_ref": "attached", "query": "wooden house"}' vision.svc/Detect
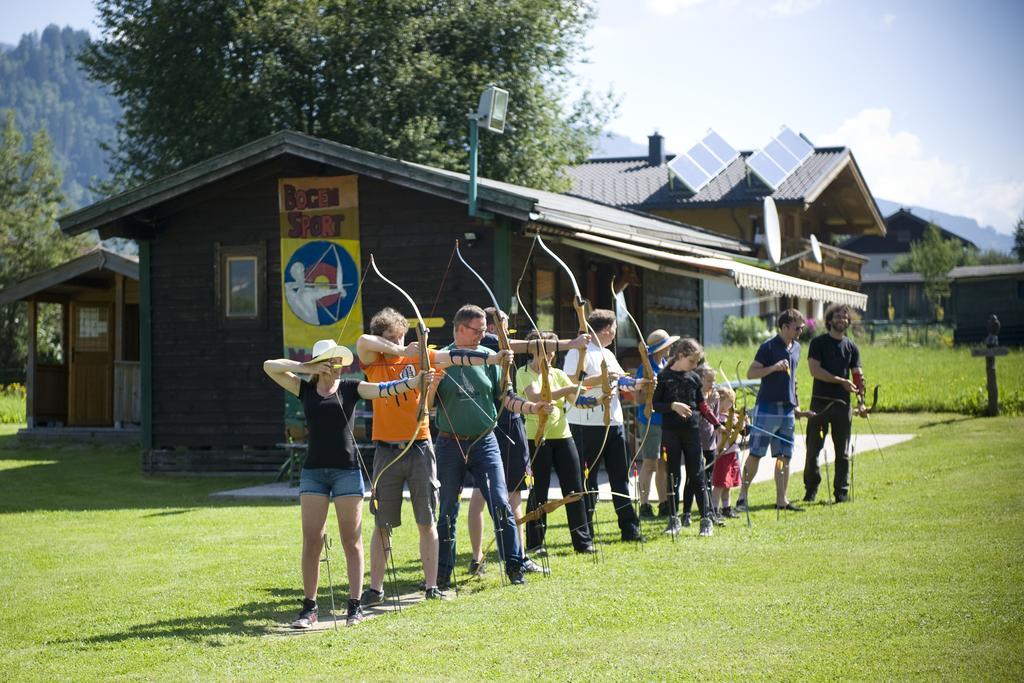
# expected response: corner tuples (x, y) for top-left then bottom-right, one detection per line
(0, 248), (140, 435)
(57, 131), (864, 471)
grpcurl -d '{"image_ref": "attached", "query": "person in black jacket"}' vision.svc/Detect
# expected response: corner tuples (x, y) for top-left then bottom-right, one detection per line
(652, 338), (722, 537)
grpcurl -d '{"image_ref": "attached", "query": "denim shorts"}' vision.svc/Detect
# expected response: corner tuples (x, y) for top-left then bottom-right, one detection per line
(299, 467), (365, 499)
(748, 402), (795, 459)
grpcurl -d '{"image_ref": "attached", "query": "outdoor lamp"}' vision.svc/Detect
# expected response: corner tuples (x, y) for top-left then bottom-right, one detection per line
(468, 85), (510, 217)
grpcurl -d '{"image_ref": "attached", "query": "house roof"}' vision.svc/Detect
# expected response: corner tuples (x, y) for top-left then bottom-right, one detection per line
(58, 130), (751, 258)
(949, 263), (1024, 280)
(0, 247), (138, 306)
(566, 147), (861, 208)
(842, 208), (976, 253)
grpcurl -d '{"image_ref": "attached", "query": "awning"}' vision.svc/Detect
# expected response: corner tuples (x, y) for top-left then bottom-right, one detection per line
(550, 231), (868, 310)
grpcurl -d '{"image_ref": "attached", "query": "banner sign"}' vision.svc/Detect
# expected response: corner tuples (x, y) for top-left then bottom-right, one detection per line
(278, 175), (362, 432)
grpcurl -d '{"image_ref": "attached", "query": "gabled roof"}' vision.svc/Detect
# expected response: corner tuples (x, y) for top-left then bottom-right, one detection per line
(566, 147), (860, 208)
(59, 130), (751, 257)
(950, 263), (1024, 280)
(842, 208), (976, 253)
(0, 247), (138, 305)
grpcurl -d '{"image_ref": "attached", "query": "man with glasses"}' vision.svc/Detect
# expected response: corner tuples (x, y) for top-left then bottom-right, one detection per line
(737, 308), (809, 513)
(432, 305), (553, 587)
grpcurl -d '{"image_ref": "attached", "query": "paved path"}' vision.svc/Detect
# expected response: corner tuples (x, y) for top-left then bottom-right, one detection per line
(212, 433), (914, 502)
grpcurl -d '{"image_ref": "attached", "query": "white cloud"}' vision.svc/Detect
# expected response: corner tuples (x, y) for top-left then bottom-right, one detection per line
(818, 108), (1024, 233)
(769, 0), (823, 16)
(645, 0), (707, 14)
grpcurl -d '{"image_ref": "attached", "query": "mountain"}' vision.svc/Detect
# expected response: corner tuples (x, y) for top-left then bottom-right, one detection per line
(591, 131), (650, 158)
(0, 25), (119, 208)
(875, 198), (1014, 253)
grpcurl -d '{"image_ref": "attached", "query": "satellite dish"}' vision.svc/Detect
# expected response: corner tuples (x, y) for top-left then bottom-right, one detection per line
(763, 196), (781, 265)
(809, 234), (823, 264)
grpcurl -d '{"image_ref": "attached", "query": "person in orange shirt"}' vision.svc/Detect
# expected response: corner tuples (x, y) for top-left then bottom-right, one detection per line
(356, 307), (508, 600)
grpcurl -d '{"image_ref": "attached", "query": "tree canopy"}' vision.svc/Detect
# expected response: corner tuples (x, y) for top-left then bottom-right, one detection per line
(0, 111), (94, 375)
(81, 0), (614, 194)
(1014, 215), (1024, 263)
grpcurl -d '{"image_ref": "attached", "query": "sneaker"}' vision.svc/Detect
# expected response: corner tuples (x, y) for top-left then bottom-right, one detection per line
(345, 598), (364, 626)
(776, 502), (804, 512)
(639, 503), (655, 519)
(699, 517), (714, 537)
(834, 493), (849, 503)
(735, 498), (748, 512)
(360, 587), (384, 607)
(802, 491), (817, 503)
(525, 546), (548, 558)
(712, 513), (727, 527)
(523, 558), (550, 575)
(681, 513), (692, 528)
(507, 566), (526, 585)
(656, 501), (670, 518)
(424, 586), (444, 600)
(290, 598), (318, 629)
(575, 544), (597, 554)
(663, 515), (682, 535)
(722, 506), (740, 519)
(468, 558), (487, 577)
(621, 527), (646, 543)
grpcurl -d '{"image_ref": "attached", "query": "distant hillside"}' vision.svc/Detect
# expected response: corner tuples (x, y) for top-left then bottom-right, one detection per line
(0, 25), (118, 208)
(875, 198), (1014, 253)
(591, 131), (649, 158)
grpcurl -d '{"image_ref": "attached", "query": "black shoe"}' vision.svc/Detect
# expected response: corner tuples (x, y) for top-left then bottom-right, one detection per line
(712, 513), (726, 527)
(681, 513), (692, 528)
(436, 576), (452, 591)
(621, 528), (646, 543)
(290, 598), (318, 629)
(507, 566), (526, 585)
(522, 557), (550, 575)
(735, 498), (748, 512)
(722, 506), (740, 519)
(345, 598), (364, 626)
(360, 587), (384, 607)
(525, 546), (548, 558)
(802, 491), (817, 502)
(657, 502), (669, 518)
(835, 493), (849, 503)
(424, 586), (444, 600)
(776, 502), (804, 512)
(639, 503), (655, 519)
(468, 558), (487, 577)
(575, 544), (597, 554)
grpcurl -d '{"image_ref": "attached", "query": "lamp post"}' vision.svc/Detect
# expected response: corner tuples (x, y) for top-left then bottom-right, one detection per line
(468, 85), (510, 217)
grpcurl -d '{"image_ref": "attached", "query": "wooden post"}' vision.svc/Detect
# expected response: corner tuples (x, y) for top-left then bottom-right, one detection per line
(971, 346), (1009, 416)
(26, 299), (36, 429)
(114, 274), (124, 430)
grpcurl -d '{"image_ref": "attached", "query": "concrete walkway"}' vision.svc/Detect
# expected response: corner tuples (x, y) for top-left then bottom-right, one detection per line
(212, 433), (914, 502)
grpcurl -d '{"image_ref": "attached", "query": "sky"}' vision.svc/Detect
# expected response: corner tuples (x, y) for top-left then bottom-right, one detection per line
(2, 0), (1022, 234)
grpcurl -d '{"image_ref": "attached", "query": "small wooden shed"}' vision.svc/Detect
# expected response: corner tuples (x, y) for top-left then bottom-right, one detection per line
(0, 248), (140, 432)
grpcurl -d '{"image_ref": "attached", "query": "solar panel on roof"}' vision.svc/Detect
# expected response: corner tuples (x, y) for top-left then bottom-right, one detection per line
(666, 128), (739, 192)
(746, 150), (787, 189)
(744, 125), (816, 190)
(667, 154), (710, 191)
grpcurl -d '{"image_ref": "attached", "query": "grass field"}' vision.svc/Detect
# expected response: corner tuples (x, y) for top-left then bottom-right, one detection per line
(1, 414), (1022, 680)
(704, 345), (1024, 415)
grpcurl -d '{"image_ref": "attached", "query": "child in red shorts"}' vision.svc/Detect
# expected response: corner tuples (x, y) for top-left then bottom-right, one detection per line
(712, 386), (743, 518)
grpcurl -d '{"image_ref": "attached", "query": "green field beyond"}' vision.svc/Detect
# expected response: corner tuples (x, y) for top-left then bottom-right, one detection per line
(0, 414), (1022, 680)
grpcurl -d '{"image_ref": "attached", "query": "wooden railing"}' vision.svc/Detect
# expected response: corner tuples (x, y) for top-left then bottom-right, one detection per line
(114, 361), (141, 426)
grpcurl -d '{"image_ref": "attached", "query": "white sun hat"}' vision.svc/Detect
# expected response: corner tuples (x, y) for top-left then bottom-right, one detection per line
(307, 339), (354, 368)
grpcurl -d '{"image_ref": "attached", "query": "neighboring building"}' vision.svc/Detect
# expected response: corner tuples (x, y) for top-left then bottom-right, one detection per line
(842, 208), (976, 276)
(57, 130), (862, 470)
(567, 131), (880, 341)
(949, 263), (1024, 346)
(0, 248), (140, 435)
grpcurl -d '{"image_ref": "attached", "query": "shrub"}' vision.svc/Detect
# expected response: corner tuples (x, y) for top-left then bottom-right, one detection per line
(722, 316), (769, 345)
(0, 382), (26, 424)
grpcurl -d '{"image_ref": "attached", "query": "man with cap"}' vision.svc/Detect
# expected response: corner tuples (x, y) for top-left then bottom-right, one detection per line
(634, 329), (678, 519)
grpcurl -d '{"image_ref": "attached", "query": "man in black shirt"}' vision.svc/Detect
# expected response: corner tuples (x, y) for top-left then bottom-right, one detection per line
(804, 304), (864, 503)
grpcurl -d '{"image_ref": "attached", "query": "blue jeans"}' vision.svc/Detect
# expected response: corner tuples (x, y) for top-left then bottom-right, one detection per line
(435, 433), (523, 581)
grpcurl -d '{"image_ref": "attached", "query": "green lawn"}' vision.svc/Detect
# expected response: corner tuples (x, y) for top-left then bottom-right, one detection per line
(1, 414), (1023, 680)
(704, 345), (1024, 415)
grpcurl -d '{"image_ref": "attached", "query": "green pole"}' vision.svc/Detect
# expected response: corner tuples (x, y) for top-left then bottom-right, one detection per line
(468, 116), (479, 217)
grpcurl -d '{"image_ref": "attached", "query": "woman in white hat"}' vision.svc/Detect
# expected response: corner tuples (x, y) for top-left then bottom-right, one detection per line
(264, 339), (434, 629)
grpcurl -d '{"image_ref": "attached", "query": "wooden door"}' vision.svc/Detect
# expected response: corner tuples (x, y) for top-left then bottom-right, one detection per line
(69, 302), (113, 426)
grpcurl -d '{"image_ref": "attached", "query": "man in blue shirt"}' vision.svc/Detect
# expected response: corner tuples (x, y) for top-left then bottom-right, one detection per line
(737, 308), (809, 512)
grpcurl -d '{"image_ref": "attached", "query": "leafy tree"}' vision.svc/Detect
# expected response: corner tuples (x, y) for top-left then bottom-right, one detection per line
(81, 0), (615, 194)
(1014, 214), (1024, 262)
(0, 26), (120, 207)
(889, 224), (964, 318)
(962, 248), (1017, 266)
(0, 111), (93, 376)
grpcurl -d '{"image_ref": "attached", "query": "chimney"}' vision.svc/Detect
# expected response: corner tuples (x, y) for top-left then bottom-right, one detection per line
(648, 132), (665, 166)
